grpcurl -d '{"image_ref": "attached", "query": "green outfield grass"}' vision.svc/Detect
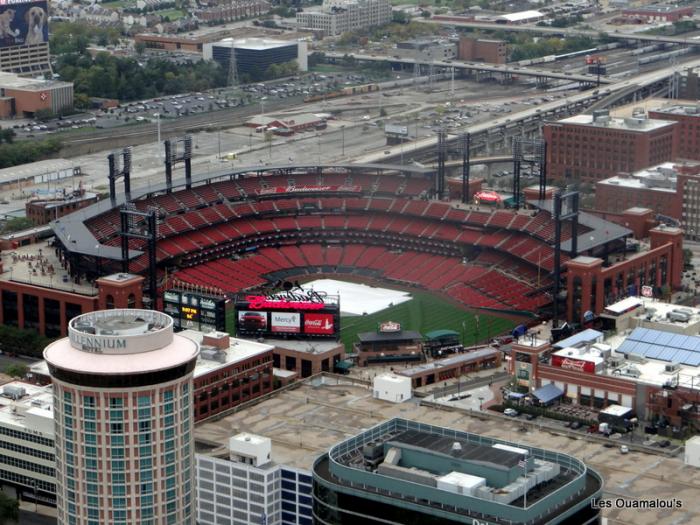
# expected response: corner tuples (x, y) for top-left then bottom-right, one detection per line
(339, 290), (519, 351)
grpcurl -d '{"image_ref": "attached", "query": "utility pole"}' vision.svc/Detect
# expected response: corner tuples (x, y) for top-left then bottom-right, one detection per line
(228, 39), (238, 87)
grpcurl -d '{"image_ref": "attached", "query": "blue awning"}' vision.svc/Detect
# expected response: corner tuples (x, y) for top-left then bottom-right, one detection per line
(533, 384), (563, 404)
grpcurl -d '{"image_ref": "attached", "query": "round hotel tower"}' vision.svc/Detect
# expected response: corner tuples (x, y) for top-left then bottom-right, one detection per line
(44, 309), (199, 525)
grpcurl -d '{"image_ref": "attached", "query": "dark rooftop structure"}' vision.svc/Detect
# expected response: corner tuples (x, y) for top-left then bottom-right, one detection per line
(313, 418), (603, 525)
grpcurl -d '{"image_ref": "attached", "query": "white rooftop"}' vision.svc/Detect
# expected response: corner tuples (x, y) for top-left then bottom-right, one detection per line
(558, 114), (676, 132)
(215, 37), (296, 51)
(600, 404), (633, 417)
(604, 296), (644, 315)
(178, 330), (274, 376)
(375, 373), (410, 384)
(552, 347), (605, 365)
(0, 382), (54, 437)
(499, 10), (543, 22)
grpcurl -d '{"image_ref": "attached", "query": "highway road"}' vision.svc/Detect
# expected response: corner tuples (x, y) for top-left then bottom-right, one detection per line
(424, 18), (700, 46)
(324, 51), (612, 85)
(354, 56), (700, 164)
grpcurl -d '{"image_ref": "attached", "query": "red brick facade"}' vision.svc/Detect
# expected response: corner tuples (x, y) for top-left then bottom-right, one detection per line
(544, 117), (677, 183)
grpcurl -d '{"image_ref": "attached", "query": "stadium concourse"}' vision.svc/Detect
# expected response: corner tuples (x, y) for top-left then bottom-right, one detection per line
(39, 160), (665, 334)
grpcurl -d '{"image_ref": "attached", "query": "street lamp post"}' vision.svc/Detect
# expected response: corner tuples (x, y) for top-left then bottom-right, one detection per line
(341, 125), (345, 156)
(153, 113), (161, 157)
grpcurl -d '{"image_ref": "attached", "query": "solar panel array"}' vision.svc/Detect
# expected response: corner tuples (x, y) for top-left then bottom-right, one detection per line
(617, 327), (700, 367)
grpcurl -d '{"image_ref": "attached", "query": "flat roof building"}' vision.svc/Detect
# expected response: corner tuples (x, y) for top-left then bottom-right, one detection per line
(544, 109), (678, 183)
(203, 37), (307, 77)
(649, 103), (700, 161)
(296, 0), (392, 36)
(594, 161), (700, 240)
(312, 417), (603, 524)
(0, 381), (56, 506)
(0, 72), (73, 118)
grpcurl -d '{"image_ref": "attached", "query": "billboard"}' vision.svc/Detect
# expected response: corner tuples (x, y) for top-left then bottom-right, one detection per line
(303, 313), (334, 335)
(270, 312), (301, 334)
(234, 288), (340, 339)
(0, 2), (49, 49)
(550, 355), (597, 374)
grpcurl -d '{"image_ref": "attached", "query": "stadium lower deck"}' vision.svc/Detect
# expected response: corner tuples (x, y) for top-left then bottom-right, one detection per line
(51, 165), (628, 318)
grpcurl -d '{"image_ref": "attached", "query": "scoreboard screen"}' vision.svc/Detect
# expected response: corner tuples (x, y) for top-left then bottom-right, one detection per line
(163, 290), (227, 332)
(234, 290), (340, 340)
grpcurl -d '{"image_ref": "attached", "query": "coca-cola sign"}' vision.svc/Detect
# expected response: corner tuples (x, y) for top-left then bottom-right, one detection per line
(304, 313), (334, 334)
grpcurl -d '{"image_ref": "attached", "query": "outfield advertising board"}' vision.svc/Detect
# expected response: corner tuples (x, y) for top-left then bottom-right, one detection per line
(0, 1), (49, 49)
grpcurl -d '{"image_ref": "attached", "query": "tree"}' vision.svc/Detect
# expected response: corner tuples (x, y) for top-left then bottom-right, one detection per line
(392, 10), (409, 24)
(3, 363), (28, 378)
(684, 248), (693, 268)
(0, 217), (34, 234)
(135, 41), (147, 56)
(0, 128), (15, 144)
(379, 107), (387, 117)
(0, 492), (19, 525)
(421, 10), (431, 19)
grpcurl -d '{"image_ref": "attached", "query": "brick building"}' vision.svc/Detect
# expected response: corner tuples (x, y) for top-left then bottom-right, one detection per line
(649, 103), (700, 161)
(622, 4), (693, 22)
(180, 330), (274, 421)
(457, 36), (507, 64)
(271, 339), (345, 377)
(543, 110), (677, 183)
(566, 226), (683, 322)
(594, 162), (700, 239)
(0, 72), (73, 118)
(0, 240), (143, 337)
(26, 190), (100, 226)
(397, 347), (501, 388)
(194, 0), (270, 23)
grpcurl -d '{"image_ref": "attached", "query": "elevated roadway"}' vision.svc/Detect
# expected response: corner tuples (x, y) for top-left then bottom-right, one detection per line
(354, 57), (700, 164)
(424, 18), (700, 46)
(325, 52), (612, 85)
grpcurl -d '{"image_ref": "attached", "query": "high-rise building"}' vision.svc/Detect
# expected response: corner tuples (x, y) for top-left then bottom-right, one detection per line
(296, 0), (392, 37)
(44, 309), (200, 525)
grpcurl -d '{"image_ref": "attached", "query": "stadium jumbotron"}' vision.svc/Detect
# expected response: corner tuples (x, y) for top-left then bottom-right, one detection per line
(0, 155), (684, 340)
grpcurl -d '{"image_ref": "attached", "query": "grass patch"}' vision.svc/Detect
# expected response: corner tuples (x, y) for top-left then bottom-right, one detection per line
(339, 290), (517, 351)
(101, 0), (134, 8)
(156, 8), (186, 21)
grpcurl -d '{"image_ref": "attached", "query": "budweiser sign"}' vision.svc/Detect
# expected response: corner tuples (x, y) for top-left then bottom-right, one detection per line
(245, 289), (328, 310)
(560, 358), (587, 372)
(551, 355), (596, 374)
(257, 185), (362, 195)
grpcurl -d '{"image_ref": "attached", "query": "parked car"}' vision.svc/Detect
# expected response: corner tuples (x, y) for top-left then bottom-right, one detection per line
(504, 408), (519, 417)
(619, 445), (629, 454)
(570, 421), (582, 430)
(525, 413), (538, 421)
(240, 311), (267, 331)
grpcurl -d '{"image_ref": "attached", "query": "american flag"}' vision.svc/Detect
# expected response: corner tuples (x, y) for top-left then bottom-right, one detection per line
(518, 458), (528, 469)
